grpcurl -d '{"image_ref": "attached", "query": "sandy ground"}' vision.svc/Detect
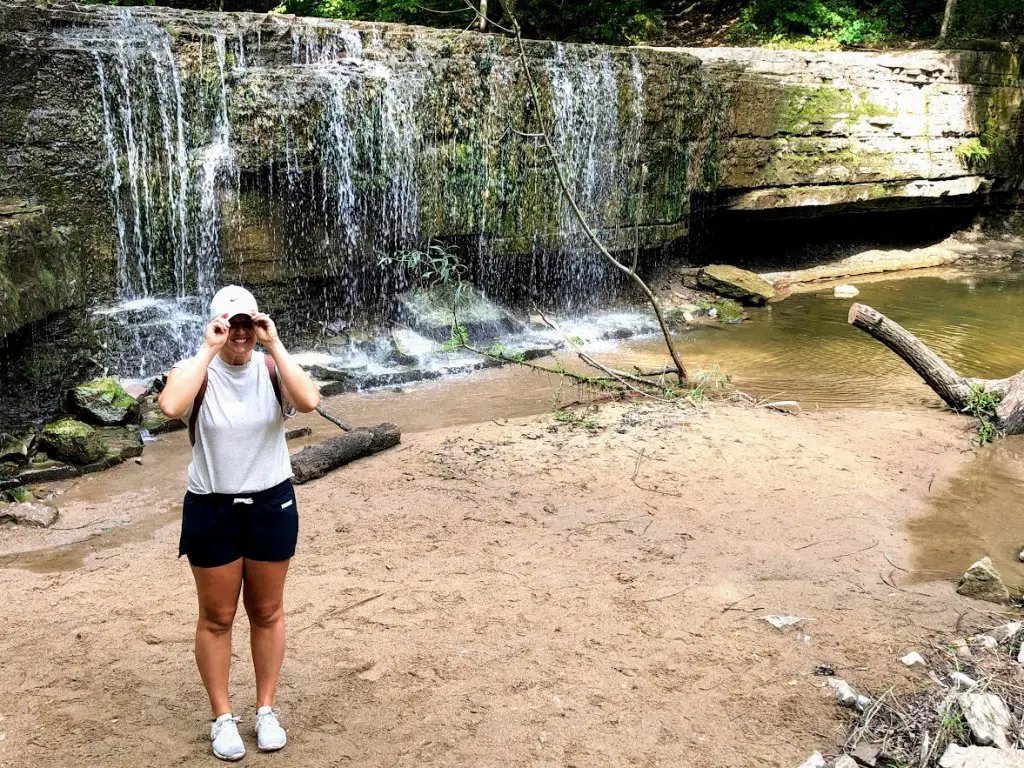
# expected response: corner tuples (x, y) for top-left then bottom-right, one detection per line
(0, 399), (1012, 767)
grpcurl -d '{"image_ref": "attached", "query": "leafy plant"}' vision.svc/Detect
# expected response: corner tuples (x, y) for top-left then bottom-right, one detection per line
(440, 320), (469, 353)
(553, 407), (598, 429)
(728, 0), (889, 47)
(686, 364), (733, 402)
(280, 0), (662, 44)
(965, 383), (1001, 443)
(379, 240), (466, 291)
(955, 138), (993, 171)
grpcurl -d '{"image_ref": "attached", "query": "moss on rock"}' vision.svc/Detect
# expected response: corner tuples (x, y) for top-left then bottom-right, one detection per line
(39, 417), (106, 465)
(698, 265), (776, 306)
(68, 377), (140, 426)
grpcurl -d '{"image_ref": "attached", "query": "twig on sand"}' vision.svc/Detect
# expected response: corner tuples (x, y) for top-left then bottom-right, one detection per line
(722, 594), (757, 613)
(631, 479), (684, 497)
(644, 582), (699, 602)
(833, 539), (879, 561)
(296, 591), (388, 633)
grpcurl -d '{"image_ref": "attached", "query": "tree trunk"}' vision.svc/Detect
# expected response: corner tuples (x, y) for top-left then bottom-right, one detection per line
(848, 303), (1024, 435)
(939, 0), (958, 43)
(290, 423), (400, 484)
(479, 0), (488, 31)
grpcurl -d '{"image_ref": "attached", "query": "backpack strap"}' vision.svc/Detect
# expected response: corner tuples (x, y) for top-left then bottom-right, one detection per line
(188, 355), (284, 448)
(265, 354), (284, 410)
(188, 372), (209, 448)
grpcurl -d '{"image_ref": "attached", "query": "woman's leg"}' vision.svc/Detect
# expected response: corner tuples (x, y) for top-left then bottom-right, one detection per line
(242, 558), (290, 708)
(192, 559), (244, 717)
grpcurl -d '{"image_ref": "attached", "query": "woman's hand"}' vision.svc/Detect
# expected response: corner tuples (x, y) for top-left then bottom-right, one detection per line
(253, 312), (281, 347)
(203, 313), (230, 352)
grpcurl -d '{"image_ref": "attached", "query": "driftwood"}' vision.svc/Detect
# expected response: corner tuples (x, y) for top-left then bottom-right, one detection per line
(290, 423), (401, 484)
(848, 303), (1024, 435)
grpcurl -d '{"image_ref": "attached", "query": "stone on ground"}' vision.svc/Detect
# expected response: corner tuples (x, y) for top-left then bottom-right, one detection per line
(829, 678), (857, 707)
(0, 432), (34, 464)
(850, 742), (882, 766)
(39, 418), (106, 465)
(833, 284), (860, 298)
(400, 284), (523, 341)
(939, 744), (1024, 767)
(951, 638), (972, 661)
(956, 556), (1011, 604)
(900, 651), (926, 667)
(139, 397), (184, 435)
(950, 671), (978, 690)
(834, 757), (858, 768)
(67, 377), (141, 426)
(697, 264), (776, 305)
(798, 752), (825, 768)
(958, 692), (1013, 749)
(0, 501), (57, 528)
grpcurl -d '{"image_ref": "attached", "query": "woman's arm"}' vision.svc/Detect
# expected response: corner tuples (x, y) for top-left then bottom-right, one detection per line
(253, 313), (321, 413)
(158, 314), (229, 420)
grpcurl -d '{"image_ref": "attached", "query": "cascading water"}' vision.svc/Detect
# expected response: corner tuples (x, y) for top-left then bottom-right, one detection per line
(28, 5), (718, 381)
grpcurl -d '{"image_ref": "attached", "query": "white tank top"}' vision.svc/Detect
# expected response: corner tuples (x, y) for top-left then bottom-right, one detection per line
(176, 351), (295, 495)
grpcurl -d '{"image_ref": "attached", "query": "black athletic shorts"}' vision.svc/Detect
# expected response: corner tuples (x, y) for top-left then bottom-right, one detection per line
(178, 479), (298, 568)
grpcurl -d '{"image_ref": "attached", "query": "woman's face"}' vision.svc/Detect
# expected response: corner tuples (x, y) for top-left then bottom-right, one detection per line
(227, 315), (256, 357)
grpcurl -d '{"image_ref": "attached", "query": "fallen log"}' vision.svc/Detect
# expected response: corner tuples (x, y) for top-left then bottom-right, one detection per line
(290, 422), (401, 484)
(848, 303), (1024, 436)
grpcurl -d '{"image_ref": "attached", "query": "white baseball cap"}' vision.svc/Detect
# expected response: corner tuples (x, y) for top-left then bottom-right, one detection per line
(210, 285), (259, 320)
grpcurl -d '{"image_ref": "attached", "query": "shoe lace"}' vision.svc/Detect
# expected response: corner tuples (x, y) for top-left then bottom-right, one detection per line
(256, 709), (280, 730)
(212, 715), (242, 738)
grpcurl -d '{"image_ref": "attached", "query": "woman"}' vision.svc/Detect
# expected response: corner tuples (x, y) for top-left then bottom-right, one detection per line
(159, 285), (321, 761)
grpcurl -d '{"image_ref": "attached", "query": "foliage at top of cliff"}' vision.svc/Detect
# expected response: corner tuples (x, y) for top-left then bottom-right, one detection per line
(662, 0), (1023, 48)
(80, 0), (664, 44)
(78, 0), (1023, 46)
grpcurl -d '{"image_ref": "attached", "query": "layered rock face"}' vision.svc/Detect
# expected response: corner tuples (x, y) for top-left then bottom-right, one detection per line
(0, 200), (83, 337)
(677, 47), (1023, 214)
(0, 1), (1022, 374)
(0, 1), (720, 341)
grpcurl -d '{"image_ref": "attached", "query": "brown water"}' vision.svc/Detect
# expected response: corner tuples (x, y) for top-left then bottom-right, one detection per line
(906, 438), (1024, 588)
(632, 266), (1024, 410)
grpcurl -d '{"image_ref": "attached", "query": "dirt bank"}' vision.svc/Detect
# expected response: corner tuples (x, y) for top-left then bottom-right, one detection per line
(0, 400), (1012, 767)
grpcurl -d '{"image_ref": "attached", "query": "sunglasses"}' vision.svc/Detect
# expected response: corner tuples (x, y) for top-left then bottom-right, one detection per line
(229, 317), (255, 329)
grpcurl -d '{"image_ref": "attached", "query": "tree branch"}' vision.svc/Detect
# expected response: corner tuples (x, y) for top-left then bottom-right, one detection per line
(509, 18), (689, 385)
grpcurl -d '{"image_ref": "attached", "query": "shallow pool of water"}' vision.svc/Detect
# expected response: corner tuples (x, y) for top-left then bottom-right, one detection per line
(627, 266), (1024, 411)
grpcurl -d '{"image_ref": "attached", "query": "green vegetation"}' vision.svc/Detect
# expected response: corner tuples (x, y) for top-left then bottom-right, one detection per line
(279, 0), (662, 44)
(965, 383), (1001, 443)
(726, 0), (1023, 48)
(955, 138), (993, 171)
(553, 407), (599, 429)
(379, 240), (466, 291)
(695, 298), (745, 323)
(77, 0), (1020, 45)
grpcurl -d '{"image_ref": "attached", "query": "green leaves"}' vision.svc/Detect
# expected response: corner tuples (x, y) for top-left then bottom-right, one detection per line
(965, 383), (1002, 444)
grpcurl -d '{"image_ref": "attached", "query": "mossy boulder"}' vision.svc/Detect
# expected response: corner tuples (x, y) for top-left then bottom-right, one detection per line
(139, 397), (184, 435)
(698, 265), (776, 306)
(0, 432), (34, 464)
(39, 417), (106, 465)
(68, 377), (140, 426)
(956, 556), (1010, 604)
(401, 284), (523, 342)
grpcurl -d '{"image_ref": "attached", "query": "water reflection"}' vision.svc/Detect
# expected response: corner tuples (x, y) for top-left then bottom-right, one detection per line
(906, 436), (1024, 587)
(623, 267), (1024, 410)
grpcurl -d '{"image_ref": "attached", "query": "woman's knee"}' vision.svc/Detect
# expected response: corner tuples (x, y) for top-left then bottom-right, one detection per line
(198, 605), (237, 634)
(245, 599), (283, 629)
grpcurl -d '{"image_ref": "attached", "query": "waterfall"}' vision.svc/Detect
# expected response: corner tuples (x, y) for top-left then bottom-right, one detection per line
(38, 6), (715, 377)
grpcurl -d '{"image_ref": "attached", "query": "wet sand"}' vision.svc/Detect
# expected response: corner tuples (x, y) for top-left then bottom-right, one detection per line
(1, 399), (1017, 767)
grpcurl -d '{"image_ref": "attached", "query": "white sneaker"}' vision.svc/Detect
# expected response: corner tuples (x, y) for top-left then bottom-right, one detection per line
(210, 713), (245, 762)
(255, 706), (287, 752)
